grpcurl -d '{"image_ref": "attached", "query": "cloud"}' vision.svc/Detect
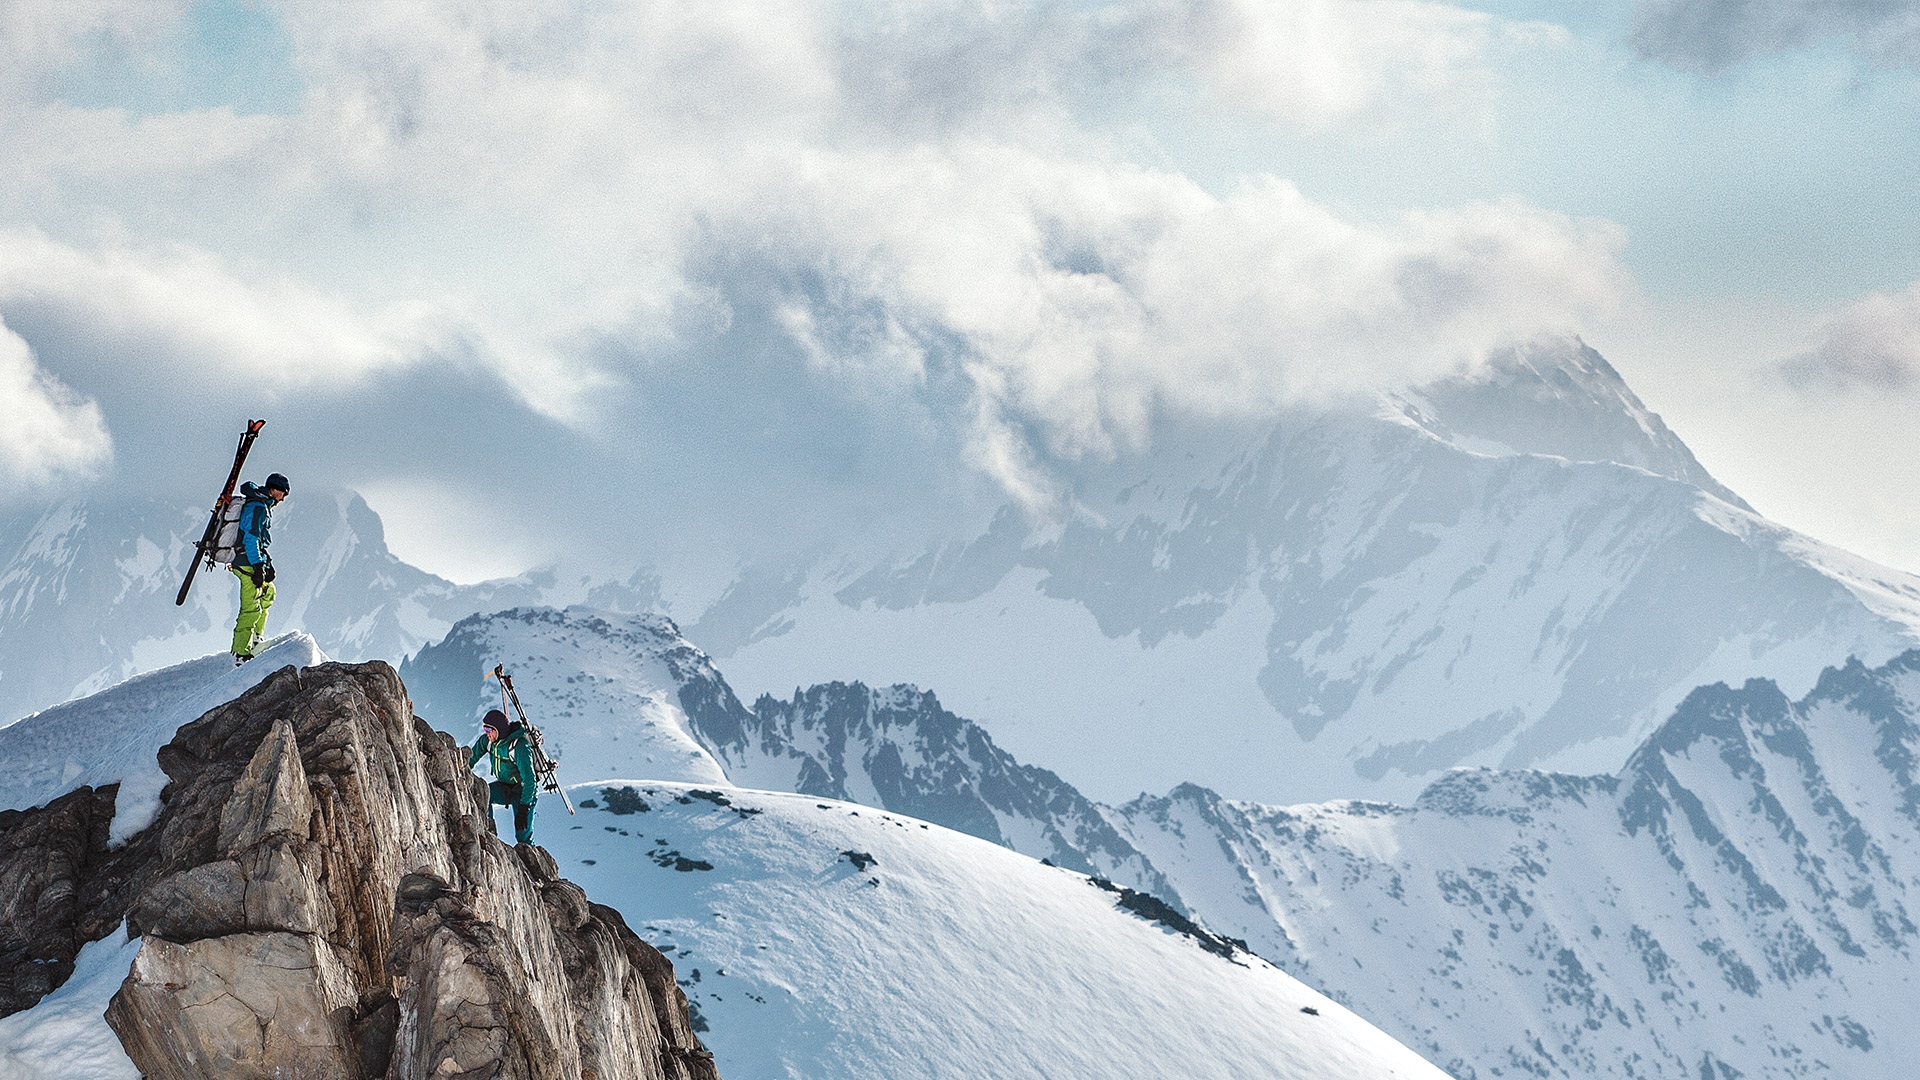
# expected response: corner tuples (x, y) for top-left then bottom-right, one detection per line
(1184, 0), (1504, 128)
(721, 154), (1627, 497)
(0, 316), (111, 495)
(1784, 281), (1920, 392)
(829, 0), (1513, 132)
(0, 0), (1621, 518)
(1630, 0), (1920, 72)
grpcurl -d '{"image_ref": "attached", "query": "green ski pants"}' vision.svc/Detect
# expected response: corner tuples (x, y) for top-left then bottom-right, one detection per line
(230, 564), (276, 657)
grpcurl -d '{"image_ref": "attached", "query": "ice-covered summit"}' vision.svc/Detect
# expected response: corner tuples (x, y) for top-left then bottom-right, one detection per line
(1389, 335), (1747, 507)
(710, 336), (1920, 803)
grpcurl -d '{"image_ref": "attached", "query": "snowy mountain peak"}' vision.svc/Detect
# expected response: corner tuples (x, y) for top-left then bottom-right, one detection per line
(1095, 646), (1920, 1078)
(1, 617), (1456, 1080)
(1391, 334), (1748, 508)
(400, 605), (731, 787)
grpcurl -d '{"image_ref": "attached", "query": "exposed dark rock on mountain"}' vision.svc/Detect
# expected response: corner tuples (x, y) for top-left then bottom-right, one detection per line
(683, 675), (1174, 896)
(0, 660), (717, 1080)
(0, 783), (124, 1016)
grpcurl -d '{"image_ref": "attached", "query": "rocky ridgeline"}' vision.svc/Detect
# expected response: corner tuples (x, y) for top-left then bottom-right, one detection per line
(0, 660), (719, 1080)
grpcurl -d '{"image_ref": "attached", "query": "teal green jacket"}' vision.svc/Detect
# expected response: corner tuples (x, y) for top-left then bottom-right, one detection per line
(469, 724), (537, 802)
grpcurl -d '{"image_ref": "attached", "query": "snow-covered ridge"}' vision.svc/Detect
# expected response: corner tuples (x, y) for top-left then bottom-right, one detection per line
(1105, 651), (1920, 1078)
(544, 780), (1451, 1080)
(400, 605), (729, 787)
(401, 606), (1174, 895)
(397, 606), (1920, 1078)
(707, 337), (1920, 804)
(0, 633), (326, 843)
(1388, 334), (1748, 508)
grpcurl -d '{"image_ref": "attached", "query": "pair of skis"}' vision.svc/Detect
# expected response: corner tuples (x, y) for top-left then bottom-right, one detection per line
(490, 664), (576, 815)
(175, 419), (267, 607)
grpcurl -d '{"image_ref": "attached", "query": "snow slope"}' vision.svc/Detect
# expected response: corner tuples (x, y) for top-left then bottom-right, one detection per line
(703, 338), (1920, 804)
(543, 780), (1447, 1080)
(400, 606), (729, 786)
(1102, 652), (1920, 1079)
(0, 926), (142, 1080)
(0, 633), (326, 842)
(408, 602), (1920, 1078)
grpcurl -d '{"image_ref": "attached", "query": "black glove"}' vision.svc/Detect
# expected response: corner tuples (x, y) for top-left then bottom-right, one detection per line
(261, 561), (275, 585)
(250, 563), (266, 587)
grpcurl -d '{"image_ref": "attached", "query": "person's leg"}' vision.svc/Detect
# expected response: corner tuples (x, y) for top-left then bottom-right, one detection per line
(229, 565), (265, 656)
(513, 801), (535, 845)
(256, 578), (275, 650)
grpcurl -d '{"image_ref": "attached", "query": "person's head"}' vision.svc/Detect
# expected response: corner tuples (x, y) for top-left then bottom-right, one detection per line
(483, 709), (508, 739)
(265, 473), (290, 503)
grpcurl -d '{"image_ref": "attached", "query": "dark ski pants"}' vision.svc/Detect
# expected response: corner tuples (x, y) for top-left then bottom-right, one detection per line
(489, 781), (536, 844)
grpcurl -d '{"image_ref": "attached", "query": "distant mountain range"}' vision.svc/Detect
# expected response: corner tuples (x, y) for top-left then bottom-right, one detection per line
(0, 630), (1451, 1080)
(0, 489), (561, 723)
(406, 604), (1920, 1079)
(8, 335), (1920, 810)
(692, 336), (1920, 803)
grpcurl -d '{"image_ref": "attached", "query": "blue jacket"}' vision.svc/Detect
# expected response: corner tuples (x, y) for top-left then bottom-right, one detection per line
(235, 482), (274, 566)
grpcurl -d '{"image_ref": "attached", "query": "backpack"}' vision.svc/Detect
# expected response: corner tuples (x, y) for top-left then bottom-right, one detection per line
(208, 498), (247, 565)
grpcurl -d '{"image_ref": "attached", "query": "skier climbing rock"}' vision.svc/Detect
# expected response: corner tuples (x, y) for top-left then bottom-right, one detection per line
(469, 708), (539, 844)
(229, 472), (288, 664)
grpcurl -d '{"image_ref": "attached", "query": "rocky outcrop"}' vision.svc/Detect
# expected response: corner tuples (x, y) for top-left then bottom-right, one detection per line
(2, 660), (716, 1080)
(0, 783), (124, 1016)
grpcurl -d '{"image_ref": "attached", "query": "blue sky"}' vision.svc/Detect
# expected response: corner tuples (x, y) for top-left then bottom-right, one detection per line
(2, 0), (1918, 583)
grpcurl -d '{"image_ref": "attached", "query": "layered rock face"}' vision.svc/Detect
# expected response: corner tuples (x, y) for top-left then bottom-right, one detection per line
(0, 783), (124, 1016)
(3, 659), (717, 1080)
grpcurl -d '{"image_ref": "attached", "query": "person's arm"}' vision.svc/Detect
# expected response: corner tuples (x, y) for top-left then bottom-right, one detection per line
(239, 502), (265, 565)
(512, 738), (538, 799)
(468, 735), (488, 771)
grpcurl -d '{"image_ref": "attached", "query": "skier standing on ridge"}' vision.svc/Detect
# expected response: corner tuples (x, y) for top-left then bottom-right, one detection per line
(469, 708), (539, 844)
(230, 472), (288, 664)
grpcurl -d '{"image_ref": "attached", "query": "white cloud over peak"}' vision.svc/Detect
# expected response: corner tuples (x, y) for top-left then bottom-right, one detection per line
(0, 0), (1619, 506)
(0, 316), (111, 494)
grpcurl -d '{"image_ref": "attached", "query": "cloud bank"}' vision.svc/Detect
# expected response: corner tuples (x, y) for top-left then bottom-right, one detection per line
(1785, 281), (1920, 393)
(0, 0), (1622, 549)
(0, 317), (111, 494)
(1632, 0), (1920, 72)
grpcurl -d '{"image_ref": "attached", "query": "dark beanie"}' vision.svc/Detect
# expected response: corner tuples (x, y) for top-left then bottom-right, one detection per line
(483, 709), (508, 731)
(266, 472), (290, 493)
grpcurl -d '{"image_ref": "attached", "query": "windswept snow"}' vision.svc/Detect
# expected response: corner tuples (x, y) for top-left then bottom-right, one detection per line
(2, 636), (1452, 1080)
(400, 606), (729, 786)
(0, 926), (142, 1080)
(549, 781), (1448, 1080)
(0, 633), (327, 843)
